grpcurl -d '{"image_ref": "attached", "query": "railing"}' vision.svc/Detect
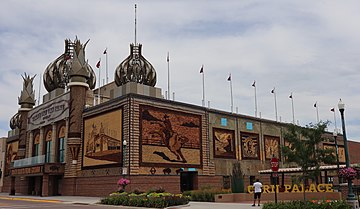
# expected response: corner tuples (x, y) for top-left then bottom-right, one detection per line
(13, 155), (45, 168)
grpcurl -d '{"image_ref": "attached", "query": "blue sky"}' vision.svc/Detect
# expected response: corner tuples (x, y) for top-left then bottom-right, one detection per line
(1, 0), (360, 141)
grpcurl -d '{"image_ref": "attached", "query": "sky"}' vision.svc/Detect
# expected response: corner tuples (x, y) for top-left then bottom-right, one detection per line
(1, 0), (360, 141)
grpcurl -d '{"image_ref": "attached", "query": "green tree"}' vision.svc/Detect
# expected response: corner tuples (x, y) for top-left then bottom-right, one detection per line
(282, 122), (335, 201)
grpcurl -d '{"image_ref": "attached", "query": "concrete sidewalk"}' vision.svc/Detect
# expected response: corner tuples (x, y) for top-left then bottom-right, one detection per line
(0, 193), (101, 204)
(0, 193), (263, 209)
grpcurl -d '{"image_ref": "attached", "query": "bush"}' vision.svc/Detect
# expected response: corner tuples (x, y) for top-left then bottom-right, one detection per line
(263, 200), (352, 209)
(100, 191), (189, 208)
(185, 188), (231, 202)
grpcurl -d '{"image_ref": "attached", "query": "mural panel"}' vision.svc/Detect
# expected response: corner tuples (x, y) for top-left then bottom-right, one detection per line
(213, 128), (236, 159)
(264, 135), (280, 160)
(240, 132), (259, 160)
(83, 109), (122, 168)
(6, 141), (18, 175)
(140, 105), (201, 167)
(323, 144), (346, 163)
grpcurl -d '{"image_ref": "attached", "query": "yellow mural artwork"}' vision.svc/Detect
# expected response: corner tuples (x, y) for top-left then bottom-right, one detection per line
(83, 109), (122, 168)
(213, 128), (235, 158)
(264, 135), (280, 160)
(140, 106), (201, 167)
(241, 132), (259, 159)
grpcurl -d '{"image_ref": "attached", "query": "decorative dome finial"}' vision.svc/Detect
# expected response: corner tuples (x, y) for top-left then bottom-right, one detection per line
(43, 38), (96, 92)
(18, 73), (36, 108)
(114, 44), (157, 87)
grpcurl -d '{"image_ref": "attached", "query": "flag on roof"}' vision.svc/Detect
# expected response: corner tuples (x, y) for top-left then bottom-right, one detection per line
(227, 74), (231, 81)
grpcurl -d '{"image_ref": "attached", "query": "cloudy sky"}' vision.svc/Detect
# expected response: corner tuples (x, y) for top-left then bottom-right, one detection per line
(1, 0), (360, 141)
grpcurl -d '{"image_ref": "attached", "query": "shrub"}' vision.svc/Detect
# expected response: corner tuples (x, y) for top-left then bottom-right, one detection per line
(100, 191), (189, 208)
(263, 200), (352, 209)
(185, 188), (231, 202)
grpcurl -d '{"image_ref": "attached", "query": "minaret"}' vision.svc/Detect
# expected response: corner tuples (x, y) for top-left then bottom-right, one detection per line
(66, 38), (93, 178)
(17, 73), (36, 159)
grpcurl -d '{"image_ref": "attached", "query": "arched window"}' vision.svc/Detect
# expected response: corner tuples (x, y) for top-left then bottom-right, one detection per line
(45, 130), (52, 163)
(34, 133), (40, 156)
(58, 126), (66, 163)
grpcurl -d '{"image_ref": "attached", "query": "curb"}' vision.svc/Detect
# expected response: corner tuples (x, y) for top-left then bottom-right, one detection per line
(0, 196), (61, 203)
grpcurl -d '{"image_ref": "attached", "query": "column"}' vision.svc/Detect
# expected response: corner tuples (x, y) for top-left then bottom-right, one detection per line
(41, 174), (49, 197)
(28, 132), (33, 158)
(51, 123), (57, 162)
(65, 118), (69, 161)
(39, 127), (44, 156)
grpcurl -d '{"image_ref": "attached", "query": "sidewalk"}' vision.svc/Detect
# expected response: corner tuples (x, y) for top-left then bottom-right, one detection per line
(0, 193), (263, 209)
(0, 193), (101, 204)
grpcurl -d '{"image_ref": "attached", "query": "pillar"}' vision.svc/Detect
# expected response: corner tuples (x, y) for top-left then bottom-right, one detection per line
(39, 127), (44, 156)
(27, 132), (33, 158)
(41, 174), (49, 197)
(51, 123), (57, 162)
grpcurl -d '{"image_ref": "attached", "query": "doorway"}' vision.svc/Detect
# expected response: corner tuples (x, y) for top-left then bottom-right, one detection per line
(180, 171), (198, 192)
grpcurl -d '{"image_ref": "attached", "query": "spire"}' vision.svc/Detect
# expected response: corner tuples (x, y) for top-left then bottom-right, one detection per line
(134, 4), (137, 45)
(18, 73), (36, 109)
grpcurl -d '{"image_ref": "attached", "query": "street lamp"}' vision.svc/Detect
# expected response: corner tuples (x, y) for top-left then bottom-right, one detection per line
(332, 130), (340, 186)
(122, 139), (127, 175)
(338, 99), (356, 201)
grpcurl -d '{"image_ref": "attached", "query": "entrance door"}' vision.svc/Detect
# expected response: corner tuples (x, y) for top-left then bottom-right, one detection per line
(180, 171), (198, 192)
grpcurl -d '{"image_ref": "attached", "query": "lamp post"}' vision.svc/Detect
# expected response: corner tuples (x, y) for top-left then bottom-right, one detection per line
(333, 130), (340, 186)
(337, 99), (356, 202)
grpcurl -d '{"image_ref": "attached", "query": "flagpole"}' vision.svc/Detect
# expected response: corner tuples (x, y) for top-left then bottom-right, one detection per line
(167, 52), (170, 100)
(98, 58), (101, 104)
(228, 73), (233, 113)
(105, 48), (108, 84)
(290, 93), (295, 124)
(271, 87), (278, 122)
(332, 108), (337, 132)
(38, 74), (41, 105)
(252, 81), (257, 117)
(201, 65), (205, 107)
(315, 102), (319, 123)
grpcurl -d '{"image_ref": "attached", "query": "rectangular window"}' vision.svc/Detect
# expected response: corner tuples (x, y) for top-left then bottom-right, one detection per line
(246, 122), (253, 130)
(59, 137), (65, 163)
(221, 118), (227, 126)
(45, 141), (52, 163)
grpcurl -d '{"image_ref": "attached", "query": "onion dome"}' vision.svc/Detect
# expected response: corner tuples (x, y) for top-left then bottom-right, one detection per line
(43, 39), (96, 92)
(115, 44), (156, 87)
(10, 112), (21, 129)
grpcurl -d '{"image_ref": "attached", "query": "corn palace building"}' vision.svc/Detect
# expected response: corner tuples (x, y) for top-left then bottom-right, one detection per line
(4, 38), (360, 197)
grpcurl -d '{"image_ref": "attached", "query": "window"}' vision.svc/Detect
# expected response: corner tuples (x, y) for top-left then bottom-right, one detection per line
(45, 130), (52, 163)
(33, 134), (40, 156)
(59, 137), (65, 163)
(58, 126), (66, 163)
(45, 141), (51, 162)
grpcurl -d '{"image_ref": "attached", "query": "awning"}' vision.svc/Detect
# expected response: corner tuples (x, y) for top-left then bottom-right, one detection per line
(258, 164), (351, 174)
